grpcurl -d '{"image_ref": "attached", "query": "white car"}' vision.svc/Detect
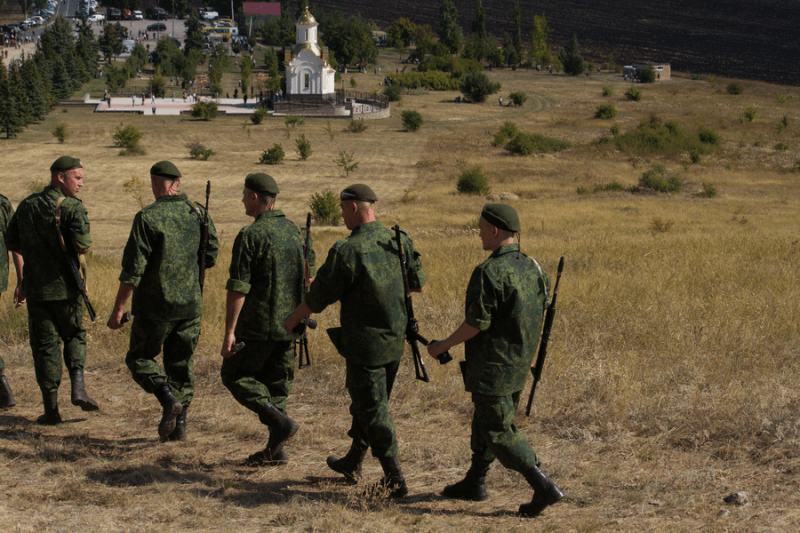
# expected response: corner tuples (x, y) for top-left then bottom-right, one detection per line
(133, 10), (143, 20)
(88, 13), (105, 22)
(31, 16), (44, 25)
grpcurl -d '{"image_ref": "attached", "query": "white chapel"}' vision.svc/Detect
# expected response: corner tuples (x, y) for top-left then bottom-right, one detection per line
(285, 7), (336, 97)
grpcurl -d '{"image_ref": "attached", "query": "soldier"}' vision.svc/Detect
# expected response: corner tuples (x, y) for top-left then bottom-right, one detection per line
(284, 184), (425, 498)
(4, 156), (100, 424)
(0, 193), (24, 408)
(427, 204), (564, 518)
(219, 173), (315, 466)
(107, 161), (218, 442)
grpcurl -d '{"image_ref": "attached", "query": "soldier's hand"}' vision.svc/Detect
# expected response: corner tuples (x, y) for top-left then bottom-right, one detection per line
(220, 334), (236, 359)
(107, 310), (125, 330)
(284, 315), (300, 335)
(13, 286), (25, 308)
(427, 340), (447, 359)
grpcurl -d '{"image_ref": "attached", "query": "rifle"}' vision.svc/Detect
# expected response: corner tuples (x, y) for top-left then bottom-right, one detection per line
(393, 225), (452, 383)
(295, 212), (316, 368)
(198, 181), (210, 293)
(46, 198), (96, 322)
(525, 256), (564, 416)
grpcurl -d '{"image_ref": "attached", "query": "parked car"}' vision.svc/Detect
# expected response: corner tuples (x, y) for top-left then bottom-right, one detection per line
(146, 22), (166, 32)
(133, 10), (143, 20)
(88, 13), (105, 22)
(122, 9), (132, 19)
(107, 7), (121, 20)
(146, 7), (168, 20)
(200, 10), (218, 21)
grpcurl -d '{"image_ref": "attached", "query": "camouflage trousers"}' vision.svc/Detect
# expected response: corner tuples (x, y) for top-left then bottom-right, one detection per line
(27, 298), (86, 393)
(0, 355), (4, 374)
(470, 391), (538, 472)
(125, 315), (200, 407)
(345, 359), (401, 459)
(221, 339), (295, 419)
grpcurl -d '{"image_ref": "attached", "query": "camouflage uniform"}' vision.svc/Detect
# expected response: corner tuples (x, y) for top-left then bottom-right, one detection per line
(463, 243), (550, 472)
(0, 194), (14, 375)
(221, 210), (315, 417)
(4, 186), (92, 393)
(305, 221), (425, 458)
(120, 193), (218, 407)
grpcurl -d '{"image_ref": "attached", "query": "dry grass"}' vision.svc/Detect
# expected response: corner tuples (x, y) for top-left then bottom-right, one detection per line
(1, 51), (800, 531)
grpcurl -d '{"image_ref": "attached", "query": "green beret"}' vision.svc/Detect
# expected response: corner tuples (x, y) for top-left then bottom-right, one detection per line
(340, 184), (377, 203)
(50, 156), (82, 173)
(481, 203), (520, 233)
(245, 173), (279, 196)
(150, 161), (182, 180)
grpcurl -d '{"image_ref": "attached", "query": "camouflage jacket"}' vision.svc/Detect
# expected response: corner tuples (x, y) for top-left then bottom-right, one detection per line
(120, 193), (218, 321)
(0, 194), (13, 293)
(306, 221), (425, 367)
(226, 210), (316, 341)
(4, 186), (92, 302)
(463, 244), (551, 396)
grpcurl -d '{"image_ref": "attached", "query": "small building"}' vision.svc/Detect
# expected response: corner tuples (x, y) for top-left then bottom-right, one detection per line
(372, 30), (387, 46)
(284, 7), (336, 97)
(623, 62), (671, 81)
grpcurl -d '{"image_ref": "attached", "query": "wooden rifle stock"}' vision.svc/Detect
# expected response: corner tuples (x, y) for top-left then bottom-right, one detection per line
(297, 212), (313, 369)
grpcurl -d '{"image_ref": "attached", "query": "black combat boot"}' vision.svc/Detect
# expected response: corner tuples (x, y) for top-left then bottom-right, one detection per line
(518, 464), (565, 517)
(326, 442), (368, 484)
(154, 381), (182, 441)
(245, 447), (289, 467)
(69, 369), (99, 411)
(37, 391), (63, 426)
(377, 456), (408, 498)
(167, 405), (188, 441)
(258, 403), (299, 456)
(442, 456), (491, 501)
(0, 374), (16, 408)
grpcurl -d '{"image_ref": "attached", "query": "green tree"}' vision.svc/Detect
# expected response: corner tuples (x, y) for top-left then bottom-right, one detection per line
(388, 17), (417, 48)
(529, 13), (553, 67)
(459, 71), (501, 102)
(19, 60), (49, 121)
(295, 0), (308, 20)
(559, 34), (585, 75)
(438, 0), (462, 55)
(183, 12), (206, 55)
(264, 47), (279, 77)
(513, 1), (523, 57)
(99, 23), (125, 62)
(317, 11), (377, 66)
(241, 53), (253, 95)
(472, 0), (486, 40)
(0, 62), (24, 138)
(105, 63), (128, 92)
(75, 21), (99, 81)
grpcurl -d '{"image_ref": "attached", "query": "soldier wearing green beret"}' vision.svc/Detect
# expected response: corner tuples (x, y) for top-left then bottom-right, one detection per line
(219, 173), (316, 466)
(4, 156), (100, 424)
(427, 203), (565, 517)
(108, 161), (219, 442)
(0, 193), (24, 409)
(285, 184), (425, 498)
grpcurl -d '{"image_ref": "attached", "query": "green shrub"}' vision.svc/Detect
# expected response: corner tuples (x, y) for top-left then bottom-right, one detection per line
(727, 82), (743, 95)
(401, 110), (424, 132)
(418, 56), (483, 76)
(191, 101), (219, 121)
(595, 104), (617, 119)
(260, 143), (285, 164)
(609, 119), (718, 159)
(309, 189), (342, 226)
(743, 106), (757, 122)
(295, 134), (312, 160)
(792, 160), (800, 173)
(696, 182), (717, 198)
(285, 115), (305, 127)
(345, 120), (368, 133)
(698, 125), (721, 145)
(775, 143), (789, 151)
(577, 181), (630, 194)
(602, 85), (613, 97)
(389, 71), (460, 91)
(457, 166), (490, 195)
(459, 71), (502, 102)
(251, 107), (268, 125)
(186, 141), (215, 160)
(650, 217), (674, 233)
(384, 85), (402, 102)
(112, 124), (145, 156)
(777, 94), (787, 103)
(636, 164), (682, 193)
(639, 66), (656, 83)
(625, 86), (643, 101)
(689, 148), (702, 164)
(350, 76), (357, 88)
(509, 92), (528, 106)
(610, 124), (620, 137)
(506, 132), (569, 155)
(52, 123), (69, 144)
(493, 121), (519, 147)
(334, 150), (359, 177)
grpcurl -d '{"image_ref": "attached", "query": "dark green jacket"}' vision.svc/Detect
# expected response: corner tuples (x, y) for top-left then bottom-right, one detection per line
(4, 186), (92, 302)
(120, 193), (218, 321)
(464, 244), (550, 396)
(306, 221), (425, 367)
(226, 210), (316, 341)
(0, 194), (13, 293)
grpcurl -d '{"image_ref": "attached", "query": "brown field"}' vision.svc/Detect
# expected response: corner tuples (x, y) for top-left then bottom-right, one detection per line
(1, 51), (800, 532)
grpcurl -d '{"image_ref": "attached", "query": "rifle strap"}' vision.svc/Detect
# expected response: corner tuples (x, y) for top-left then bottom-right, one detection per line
(528, 256), (548, 301)
(55, 197), (88, 285)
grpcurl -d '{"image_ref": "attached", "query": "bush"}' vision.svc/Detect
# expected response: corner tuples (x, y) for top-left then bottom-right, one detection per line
(309, 189), (342, 226)
(743, 106), (757, 122)
(602, 85), (613, 97)
(350, 76), (357, 88)
(493, 121), (519, 147)
(727, 82), (743, 95)
(506, 132), (569, 155)
(186, 141), (215, 160)
(389, 71), (460, 91)
(285, 115), (305, 127)
(696, 182), (717, 198)
(52, 123), (69, 144)
(384, 85), (402, 102)
(457, 166), (490, 195)
(251, 107), (268, 125)
(509, 92), (528, 106)
(401, 110), (424, 132)
(698, 125), (721, 145)
(689, 148), (702, 164)
(112, 124), (145, 156)
(345, 120), (368, 133)
(295, 134), (312, 160)
(333, 150), (359, 177)
(595, 104), (617, 119)
(775, 143), (789, 151)
(459, 71), (502, 103)
(639, 66), (656, 83)
(650, 217), (674, 233)
(191, 101), (218, 121)
(609, 119), (719, 159)
(625, 86), (643, 101)
(636, 164), (682, 193)
(418, 56), (483, 76)
(260, 143), (285, 164)
(610, 124), (620, 137)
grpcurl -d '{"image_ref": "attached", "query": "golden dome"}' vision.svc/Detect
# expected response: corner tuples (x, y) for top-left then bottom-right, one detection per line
(297, 7), (317, 25)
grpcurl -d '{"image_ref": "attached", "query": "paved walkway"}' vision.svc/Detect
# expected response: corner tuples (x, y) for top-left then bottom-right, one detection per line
(93, 96), (258, 116)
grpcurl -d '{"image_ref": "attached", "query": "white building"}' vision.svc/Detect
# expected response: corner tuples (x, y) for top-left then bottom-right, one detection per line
(285, 7), (336, 97)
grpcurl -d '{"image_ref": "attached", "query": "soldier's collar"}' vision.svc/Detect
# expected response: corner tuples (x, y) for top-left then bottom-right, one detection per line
(491, 243), (520, 257)
(256, 209), (285, 220)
